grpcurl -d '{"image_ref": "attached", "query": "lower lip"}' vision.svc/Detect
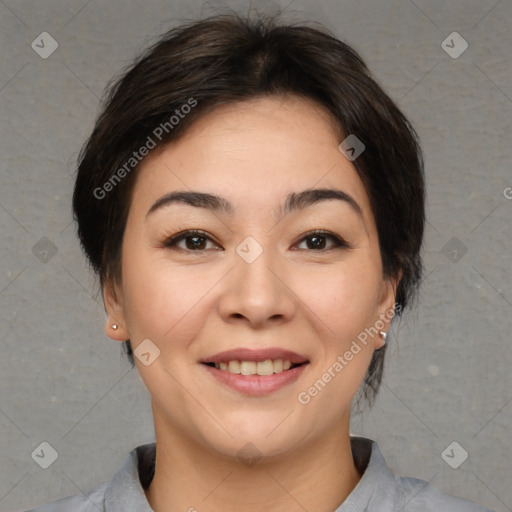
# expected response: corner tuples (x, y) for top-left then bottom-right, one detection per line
(202, 363), (308, 396)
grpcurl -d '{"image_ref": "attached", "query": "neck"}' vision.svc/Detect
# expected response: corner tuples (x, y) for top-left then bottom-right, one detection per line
(145, 411), (361, 512)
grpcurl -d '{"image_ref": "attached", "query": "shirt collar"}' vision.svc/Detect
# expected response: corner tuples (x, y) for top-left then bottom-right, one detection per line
(335, 437), (404, 511)
(104, 437), (401, 511)
(104, 443), (155, 512)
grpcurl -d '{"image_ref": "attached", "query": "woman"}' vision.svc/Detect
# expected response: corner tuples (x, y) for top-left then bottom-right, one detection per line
(27, 13), (494, 512)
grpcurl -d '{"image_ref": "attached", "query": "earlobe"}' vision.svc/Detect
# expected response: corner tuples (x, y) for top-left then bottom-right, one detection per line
(103, 281), (129, 341)
(105, 319), (128, 341)
(375, 273), (401, 349)
(374, 330), (388, 350)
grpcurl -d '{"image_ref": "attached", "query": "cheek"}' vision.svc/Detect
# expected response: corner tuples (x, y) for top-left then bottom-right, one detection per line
(292, 265), (380, 419)
(120, 253), (220, 348)
(292, 259), (383, 343)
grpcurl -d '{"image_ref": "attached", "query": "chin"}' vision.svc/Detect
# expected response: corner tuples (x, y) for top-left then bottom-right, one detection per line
(206, 432), (301, 465)
(197, 410), (311, 461)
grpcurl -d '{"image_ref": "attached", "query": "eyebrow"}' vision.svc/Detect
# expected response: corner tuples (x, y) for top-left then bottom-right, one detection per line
(146, 188), (363, 221)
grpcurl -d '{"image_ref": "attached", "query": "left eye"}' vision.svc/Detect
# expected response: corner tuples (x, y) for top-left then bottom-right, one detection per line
(294, 231), (350, 251)
(163, 230), (350, 252)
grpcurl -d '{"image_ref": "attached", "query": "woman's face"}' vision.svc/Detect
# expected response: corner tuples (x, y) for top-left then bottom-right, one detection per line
(106, 95), (397, 459)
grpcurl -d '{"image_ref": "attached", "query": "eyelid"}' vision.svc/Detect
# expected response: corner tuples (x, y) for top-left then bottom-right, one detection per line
(162, 229), (352, 252)
(162, 229), (221, 250)
(292, 229), (353, 250)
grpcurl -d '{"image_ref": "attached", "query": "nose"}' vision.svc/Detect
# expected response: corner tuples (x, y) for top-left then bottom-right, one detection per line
(217, 245), (296, 329)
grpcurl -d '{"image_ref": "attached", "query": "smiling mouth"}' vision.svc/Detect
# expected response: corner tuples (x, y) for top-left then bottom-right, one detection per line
(203, 359), (307, 376)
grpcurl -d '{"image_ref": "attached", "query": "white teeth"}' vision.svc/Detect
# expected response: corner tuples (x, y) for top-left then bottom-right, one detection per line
(227, 360), (241, 374)
(212, 359), (295, 375)
(240, 361), (257, 375)
(256, 360), (274, 376)
(273, 359), (283, 373)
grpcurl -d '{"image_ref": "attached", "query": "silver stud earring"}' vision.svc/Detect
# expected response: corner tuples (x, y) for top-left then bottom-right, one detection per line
(380, 331), (387, 343)
(112, 324), (118, 330)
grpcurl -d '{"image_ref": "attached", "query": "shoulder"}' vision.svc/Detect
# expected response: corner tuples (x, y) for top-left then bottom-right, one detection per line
(397, 474), (494, 511)
(348, 437), (495, 512)
(23, 481), (107, 512)
(22, 442), (155, 512)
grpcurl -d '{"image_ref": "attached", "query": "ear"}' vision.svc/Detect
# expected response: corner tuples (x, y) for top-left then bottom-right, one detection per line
(103, 280), (129, 342)
(374, 271), (402, 349)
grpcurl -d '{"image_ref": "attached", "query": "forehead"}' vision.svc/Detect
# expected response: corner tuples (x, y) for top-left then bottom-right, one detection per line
(129, 95), (374, 227)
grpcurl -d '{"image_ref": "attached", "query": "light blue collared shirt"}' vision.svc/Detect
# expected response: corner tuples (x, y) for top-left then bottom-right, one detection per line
(23, 437), (494, 511)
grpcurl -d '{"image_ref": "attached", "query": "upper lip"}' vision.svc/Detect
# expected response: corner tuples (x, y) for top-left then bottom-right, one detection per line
(200, 348), (309, 365)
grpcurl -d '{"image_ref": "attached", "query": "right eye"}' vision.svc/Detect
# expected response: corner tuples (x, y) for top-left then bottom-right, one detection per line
(163, 230), (222, 252)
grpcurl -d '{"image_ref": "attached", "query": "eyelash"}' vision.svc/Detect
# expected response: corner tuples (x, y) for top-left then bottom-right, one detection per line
(162, 229), (352, 252)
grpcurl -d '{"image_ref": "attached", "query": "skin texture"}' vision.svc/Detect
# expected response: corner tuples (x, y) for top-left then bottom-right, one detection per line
(104, 95), (397, 512)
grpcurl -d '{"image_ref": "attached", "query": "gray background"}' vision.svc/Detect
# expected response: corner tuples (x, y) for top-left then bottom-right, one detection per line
(0, 0), (510, 511)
